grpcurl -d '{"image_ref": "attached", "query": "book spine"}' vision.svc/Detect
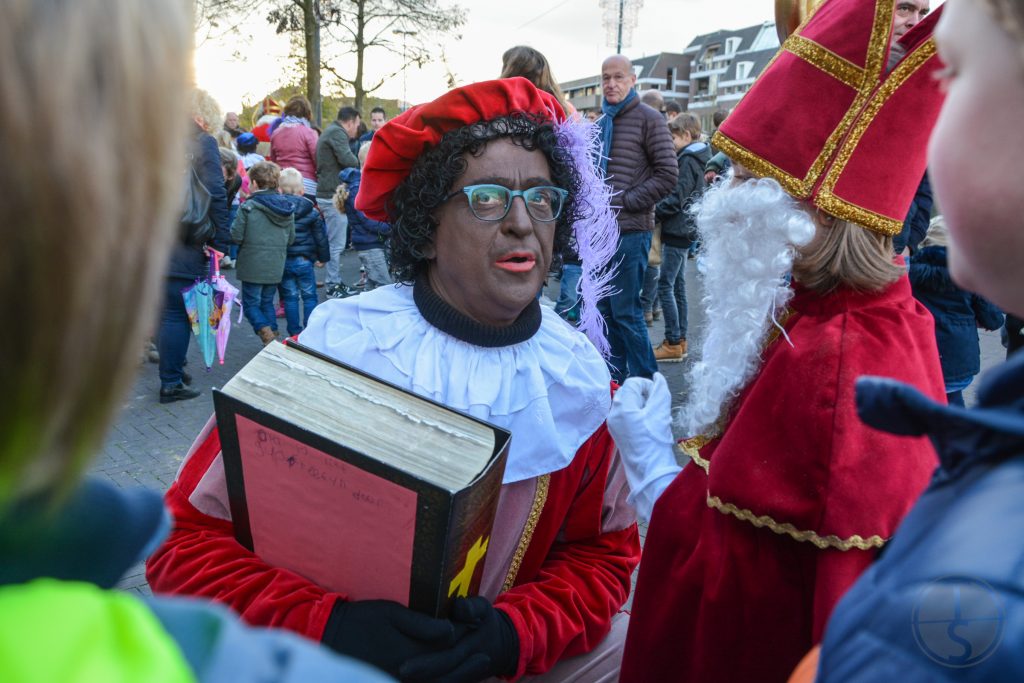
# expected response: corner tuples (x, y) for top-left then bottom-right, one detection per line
(434, 451), (507, 616)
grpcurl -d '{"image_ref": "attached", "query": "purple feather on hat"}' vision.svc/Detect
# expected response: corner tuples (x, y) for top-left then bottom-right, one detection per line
(554, 115), (619, 359)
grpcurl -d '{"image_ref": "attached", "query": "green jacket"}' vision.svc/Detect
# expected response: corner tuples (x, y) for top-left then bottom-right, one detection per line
(0, 478), (390, 683)
(315, 121), (358, 198)
(0, 579), (194, 683)
(231, 191), (296, 284)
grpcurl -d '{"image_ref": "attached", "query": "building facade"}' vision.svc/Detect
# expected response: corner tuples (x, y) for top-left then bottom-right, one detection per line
(558, 22), (780, 129)
(685, 21), (780, 131)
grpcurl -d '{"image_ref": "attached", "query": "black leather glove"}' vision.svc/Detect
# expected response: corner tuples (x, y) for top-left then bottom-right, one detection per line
(399, 596), (519, 683)
(321, 599), (458, 678)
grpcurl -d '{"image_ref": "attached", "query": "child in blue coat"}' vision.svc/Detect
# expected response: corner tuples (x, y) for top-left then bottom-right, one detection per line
(337, 143), (392, 291)
(278, 168), (330, 335)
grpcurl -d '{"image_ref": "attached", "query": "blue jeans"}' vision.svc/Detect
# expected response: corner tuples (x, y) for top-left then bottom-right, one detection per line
(242, 282), (278, 334)
(280, 256), (319, 336)
(657, 244), (688, 343)
(641, 264), (660, 314)
(556, 263), (583, 322)
(598, 231), (658, 383)
(158, 277), (194, 389)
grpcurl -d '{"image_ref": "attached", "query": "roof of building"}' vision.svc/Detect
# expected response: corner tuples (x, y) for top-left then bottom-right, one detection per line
(719, 47), (778, 81)
(685, 21), (777, 56)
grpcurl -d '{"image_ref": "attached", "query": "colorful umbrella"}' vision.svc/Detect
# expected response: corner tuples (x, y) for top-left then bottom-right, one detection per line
(181, 249), (241, 368)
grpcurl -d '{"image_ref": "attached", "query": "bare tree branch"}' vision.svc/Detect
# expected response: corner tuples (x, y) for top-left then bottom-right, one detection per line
(195, 0), (466, 110)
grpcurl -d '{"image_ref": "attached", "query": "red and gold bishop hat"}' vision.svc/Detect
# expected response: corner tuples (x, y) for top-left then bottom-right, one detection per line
(714, 0), (945, 235)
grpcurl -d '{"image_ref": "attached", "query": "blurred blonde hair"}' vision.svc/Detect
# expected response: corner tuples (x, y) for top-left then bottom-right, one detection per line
(359, 140), (372, 167)
(279, 167), (305, 195)
(190, 87), (223, 135)
(0, 0), (191, 506)
(333, 183), (350, 213)
(921, 215), (949, 248)
(791, 216), (902, 294)
(215, 128), (234, 149)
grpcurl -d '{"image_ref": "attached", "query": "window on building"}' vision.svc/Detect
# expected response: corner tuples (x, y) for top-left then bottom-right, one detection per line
(726, 37), (742, 54)
(701, 45), (719, 69)
(736, 61), (755, 80)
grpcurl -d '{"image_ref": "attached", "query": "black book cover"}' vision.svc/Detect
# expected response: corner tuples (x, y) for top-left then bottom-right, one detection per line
(215, 341), (510, 617)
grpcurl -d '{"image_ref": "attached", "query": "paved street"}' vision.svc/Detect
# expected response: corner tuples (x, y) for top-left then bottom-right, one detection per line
(96, 253), (1008, 596)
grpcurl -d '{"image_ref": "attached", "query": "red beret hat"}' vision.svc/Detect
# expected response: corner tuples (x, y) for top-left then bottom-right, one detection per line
(355, 78), (566, 222)
(713, 0), (946, 235)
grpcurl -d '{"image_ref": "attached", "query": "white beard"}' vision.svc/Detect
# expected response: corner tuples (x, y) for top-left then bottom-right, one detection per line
(674, 177), (816, 437)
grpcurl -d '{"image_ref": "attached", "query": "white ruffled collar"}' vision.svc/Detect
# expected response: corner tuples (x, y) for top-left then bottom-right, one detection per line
(298, 284), (611, 483)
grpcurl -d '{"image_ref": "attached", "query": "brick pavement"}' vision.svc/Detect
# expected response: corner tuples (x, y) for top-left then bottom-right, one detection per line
(96, 256), (1010, 596)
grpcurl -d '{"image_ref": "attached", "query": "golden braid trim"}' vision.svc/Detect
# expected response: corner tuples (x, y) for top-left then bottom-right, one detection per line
(501, 473), (550, 592)
(707, 495), (887, 551)
(784, 34), (865, 89)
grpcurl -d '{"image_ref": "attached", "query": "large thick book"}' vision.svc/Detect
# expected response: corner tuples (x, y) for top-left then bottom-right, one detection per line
(213, 341), (510, 617)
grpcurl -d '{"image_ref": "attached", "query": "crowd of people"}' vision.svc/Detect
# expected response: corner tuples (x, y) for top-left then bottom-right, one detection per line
(5, 0), (1024, 681)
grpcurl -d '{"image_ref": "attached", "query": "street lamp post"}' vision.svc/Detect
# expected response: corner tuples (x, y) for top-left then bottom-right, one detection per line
(393, 29), (418, 111)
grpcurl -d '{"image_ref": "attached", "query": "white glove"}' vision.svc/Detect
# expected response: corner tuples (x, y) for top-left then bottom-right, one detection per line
(607, 373), (682, 523)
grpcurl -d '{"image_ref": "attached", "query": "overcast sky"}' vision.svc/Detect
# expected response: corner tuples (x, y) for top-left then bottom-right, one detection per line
(195, 0), (773, 114)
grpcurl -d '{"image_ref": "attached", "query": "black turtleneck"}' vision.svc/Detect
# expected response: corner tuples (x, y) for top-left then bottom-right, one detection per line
(413, 273), (541, 347)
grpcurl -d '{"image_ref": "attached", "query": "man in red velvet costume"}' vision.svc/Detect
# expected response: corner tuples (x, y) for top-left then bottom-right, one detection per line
(146, 79), (640, 682)
(606, 1), (949, 681)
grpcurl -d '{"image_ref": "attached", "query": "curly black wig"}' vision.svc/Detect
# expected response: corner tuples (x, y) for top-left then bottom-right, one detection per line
(387, 112), (585, 284)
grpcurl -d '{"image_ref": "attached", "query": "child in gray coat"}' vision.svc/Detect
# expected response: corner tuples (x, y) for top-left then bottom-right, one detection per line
(231, 161), (295, 344)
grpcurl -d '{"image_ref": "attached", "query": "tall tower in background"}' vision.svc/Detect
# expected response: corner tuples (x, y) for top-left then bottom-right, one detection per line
(600, 0), (644, 53)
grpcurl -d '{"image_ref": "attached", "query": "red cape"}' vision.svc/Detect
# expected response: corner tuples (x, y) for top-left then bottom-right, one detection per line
(622, 276), (945, 682)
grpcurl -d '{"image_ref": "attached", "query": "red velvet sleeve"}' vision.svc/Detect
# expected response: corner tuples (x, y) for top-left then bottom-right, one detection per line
(145, 426), (342, 641)
(493, 425), (641, 678)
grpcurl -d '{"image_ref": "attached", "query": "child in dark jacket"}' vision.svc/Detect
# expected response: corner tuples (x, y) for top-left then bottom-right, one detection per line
(652, 114), (710, 363)
(339, 158), (392, 291)
(231, 161), (295, 345)
(910, 215), (1004, 405)
(278, 168), (329, 336)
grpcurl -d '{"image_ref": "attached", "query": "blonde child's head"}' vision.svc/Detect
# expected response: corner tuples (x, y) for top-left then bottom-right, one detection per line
(359, 140), (372, 167)
(0, 0), (190, 506)
(279, 167), (305, 196)
(248, 161), (281, 192)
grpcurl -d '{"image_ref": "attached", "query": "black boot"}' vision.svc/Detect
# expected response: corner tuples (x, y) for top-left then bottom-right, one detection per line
(160, 382), (200, 404)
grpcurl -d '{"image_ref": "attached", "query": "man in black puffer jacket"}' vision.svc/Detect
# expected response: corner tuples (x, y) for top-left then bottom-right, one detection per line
(596, 55), (678, 383)
(279, 168), (330, 336)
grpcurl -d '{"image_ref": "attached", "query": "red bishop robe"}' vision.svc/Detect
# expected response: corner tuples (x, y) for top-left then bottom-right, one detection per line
(621, 276), (945, 683)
